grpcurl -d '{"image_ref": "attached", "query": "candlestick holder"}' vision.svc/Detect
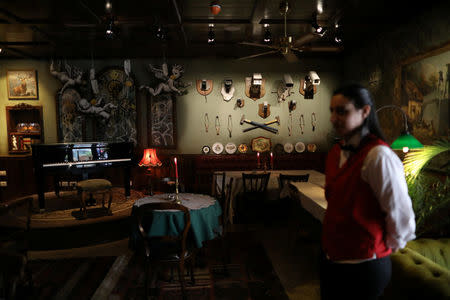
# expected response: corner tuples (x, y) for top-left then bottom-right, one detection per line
(174, 178), (181, 204)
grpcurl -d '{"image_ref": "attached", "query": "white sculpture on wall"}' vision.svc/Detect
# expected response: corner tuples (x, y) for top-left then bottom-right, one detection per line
(140, 62), (190, 96)
(50, 60), (84, 94)
(76, 97), (117, 119)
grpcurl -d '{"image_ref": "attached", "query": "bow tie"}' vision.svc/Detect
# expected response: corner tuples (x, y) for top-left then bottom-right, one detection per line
(339, 144), (357, 152)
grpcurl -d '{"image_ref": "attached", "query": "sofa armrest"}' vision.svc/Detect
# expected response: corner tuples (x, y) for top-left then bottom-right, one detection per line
(406, 238), (450, 270)
(383, 248), (450, 300)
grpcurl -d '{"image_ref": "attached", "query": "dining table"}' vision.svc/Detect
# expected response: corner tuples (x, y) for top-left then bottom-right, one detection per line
(288, 181), (327, 223)
(213, 169), (325, 224)
(130, 193), (222, 249)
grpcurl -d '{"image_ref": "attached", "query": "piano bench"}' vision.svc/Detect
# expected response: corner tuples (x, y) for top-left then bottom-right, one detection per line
(76, 179), (113, 218)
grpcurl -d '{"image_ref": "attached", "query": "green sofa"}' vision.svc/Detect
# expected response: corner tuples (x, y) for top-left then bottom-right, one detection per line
(383, 238), (450, 300)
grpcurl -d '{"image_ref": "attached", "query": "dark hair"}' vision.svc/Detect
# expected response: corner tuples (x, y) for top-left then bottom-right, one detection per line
(333, 83), (386, 141)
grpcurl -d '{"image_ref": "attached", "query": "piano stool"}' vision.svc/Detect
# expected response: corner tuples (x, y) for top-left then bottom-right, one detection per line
(76, 179), (113, 218)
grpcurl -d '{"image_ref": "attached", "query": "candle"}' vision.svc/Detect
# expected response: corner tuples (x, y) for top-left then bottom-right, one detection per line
(174, 157), (178, 179)
(257, 152), (260, 166)
(270, 152), (273, 168)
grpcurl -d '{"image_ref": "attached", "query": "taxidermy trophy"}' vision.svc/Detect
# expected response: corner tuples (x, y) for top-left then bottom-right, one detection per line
(221, 78), (235, 101)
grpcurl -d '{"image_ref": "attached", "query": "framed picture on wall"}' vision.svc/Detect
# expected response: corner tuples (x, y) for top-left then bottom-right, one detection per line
(398, 43), (450, 145)
(147, 94), (177, 148)
(6, 70), (39, 100)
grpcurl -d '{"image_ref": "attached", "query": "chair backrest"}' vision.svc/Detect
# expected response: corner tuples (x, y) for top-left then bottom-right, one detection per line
(135, 202), (191, 259)
(279, 173), (310, 189)
(221, 177), (234, 227)
(212, 172), (226, 205)
(242, 173), (270, 193)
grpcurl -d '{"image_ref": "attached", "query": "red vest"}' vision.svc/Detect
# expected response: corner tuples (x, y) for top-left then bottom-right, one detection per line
(322, 135), (392, 260)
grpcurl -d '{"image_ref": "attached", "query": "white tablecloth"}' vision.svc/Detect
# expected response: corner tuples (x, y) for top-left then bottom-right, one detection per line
(213, 169), (325, 224)
(289, 182), (327, 223)
(134, 193), (217, 210)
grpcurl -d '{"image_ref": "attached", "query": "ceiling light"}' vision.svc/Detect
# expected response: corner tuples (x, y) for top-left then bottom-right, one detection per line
(105, 0), (112, 13)
(208, 24), (215, 44)
(316, 0), (323, 14)
(155, 25), (167, 41)
(209, 1), (221, 15)
(0, 48), (2, 53)
(334, 23), (343, 43)
(263, 24), (272, 43)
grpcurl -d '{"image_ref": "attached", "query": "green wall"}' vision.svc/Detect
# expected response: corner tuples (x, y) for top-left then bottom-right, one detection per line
(0, 57), (341, 154)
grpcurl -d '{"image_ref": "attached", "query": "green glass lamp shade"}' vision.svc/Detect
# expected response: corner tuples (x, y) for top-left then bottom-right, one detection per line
(390, 132), (424, 151)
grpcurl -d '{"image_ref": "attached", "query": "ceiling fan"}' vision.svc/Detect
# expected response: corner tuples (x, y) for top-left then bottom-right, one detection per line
(238, 0), (342, 63)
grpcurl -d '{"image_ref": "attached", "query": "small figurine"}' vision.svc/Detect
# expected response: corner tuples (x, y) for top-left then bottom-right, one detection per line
(12, 135), (18, 150)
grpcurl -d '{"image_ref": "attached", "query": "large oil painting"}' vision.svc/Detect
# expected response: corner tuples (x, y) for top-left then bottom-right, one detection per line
(7, 70), (38, 99)
(400, 45), (450, 144)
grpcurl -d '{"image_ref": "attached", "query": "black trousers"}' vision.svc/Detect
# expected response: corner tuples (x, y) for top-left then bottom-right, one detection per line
(319, 251), (392, 300)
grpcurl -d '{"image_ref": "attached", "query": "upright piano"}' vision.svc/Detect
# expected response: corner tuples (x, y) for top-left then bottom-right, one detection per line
(32, 142), (134, 210)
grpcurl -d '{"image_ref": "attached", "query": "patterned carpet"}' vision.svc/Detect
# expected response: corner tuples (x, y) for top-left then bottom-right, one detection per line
(26, 231), (289, 299)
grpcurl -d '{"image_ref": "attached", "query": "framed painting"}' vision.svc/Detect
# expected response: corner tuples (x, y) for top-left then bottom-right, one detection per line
(399, 43), (450, 144)
(147, 94), (177, 148)
(7, 70), (39, 100)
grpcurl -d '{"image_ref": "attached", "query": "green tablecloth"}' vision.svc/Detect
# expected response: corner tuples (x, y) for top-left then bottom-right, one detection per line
(131, 193), (222, 248)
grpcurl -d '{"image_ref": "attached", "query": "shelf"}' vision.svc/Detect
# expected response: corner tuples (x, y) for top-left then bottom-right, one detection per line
(6, 103), (43, 154)
(9, 132), (41, 136)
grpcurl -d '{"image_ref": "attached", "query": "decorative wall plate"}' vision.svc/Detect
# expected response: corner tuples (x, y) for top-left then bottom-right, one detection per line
(284, 142), (294, 153)
(225, 142), (237, 154)
(251, 136), (271, 153)
(273, 143), (284, 155)
(307, 143), (317, 152)
(238, 143), (248, 153)
(212, 142), (224, 154)
(202, 145), (210, 154)
(295, 142), (305, 153)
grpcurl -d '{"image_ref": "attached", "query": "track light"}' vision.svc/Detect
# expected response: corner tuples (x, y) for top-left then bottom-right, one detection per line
(334, 23), (343, 43)
(155, 25), (167, 41)
(105, 18), (115, 39)
(208, 24), (215, 44)
(263, 24), (272, 43)
(312, 12), (326, 36)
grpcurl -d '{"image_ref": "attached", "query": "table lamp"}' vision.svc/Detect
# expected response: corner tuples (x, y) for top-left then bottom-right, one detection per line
(376, 105), (423, 153)
(139, 148), (162, 195)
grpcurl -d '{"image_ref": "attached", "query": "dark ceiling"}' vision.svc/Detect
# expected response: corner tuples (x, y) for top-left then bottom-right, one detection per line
(0, 0), (433, 60)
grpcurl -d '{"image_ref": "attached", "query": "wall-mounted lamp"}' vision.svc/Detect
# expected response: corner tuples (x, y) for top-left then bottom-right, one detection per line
(376, 105), (423, 153)
(208, 24), (215, 44)
(263, 24), (272, 43)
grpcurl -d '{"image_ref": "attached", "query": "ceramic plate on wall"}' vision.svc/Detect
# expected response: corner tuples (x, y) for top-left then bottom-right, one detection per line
(307, 143), (317, 152)
(238, 143), (248, 153)
(202, 145), (210, 154)
(295, 142), (305, 153)
(284, 143), (294, 153)
(212, 142), (224, 154)
(225, 142), (237, 154)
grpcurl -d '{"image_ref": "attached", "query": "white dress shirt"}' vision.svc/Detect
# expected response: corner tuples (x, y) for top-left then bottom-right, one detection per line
(339, 130), (416, 256)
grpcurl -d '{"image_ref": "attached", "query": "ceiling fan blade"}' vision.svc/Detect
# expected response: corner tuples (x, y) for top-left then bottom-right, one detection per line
(283, 51), (299, 63)
(237, 50), (279, 60)
(300, 46), (344, 52)
(239, 42), (278, 49)
(293, 33), (317, 48)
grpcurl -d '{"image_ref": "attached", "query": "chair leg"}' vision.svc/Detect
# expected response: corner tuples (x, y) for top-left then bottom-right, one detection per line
(178, 261), (187, 300)
(80, 191), (87, 218)
(107, 189), (113, 215)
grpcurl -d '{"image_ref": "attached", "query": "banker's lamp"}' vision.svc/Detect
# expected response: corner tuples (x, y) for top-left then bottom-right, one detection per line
(139, 148), (162, 195)
(376, 105), (423, 153)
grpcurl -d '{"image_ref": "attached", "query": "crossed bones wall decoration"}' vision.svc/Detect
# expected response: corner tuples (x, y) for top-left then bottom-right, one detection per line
(240, 115), (279, 134)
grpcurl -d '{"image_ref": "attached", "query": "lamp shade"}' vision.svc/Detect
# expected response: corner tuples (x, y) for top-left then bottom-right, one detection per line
(139, 148), (162, 167)
(390, 132), (424, 153)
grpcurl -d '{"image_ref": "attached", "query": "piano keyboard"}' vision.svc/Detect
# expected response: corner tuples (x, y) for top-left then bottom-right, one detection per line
(43, 158), (131, 168)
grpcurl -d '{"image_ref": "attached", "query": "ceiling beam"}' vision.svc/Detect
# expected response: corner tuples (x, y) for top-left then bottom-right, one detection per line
(170, 0), (187, 47)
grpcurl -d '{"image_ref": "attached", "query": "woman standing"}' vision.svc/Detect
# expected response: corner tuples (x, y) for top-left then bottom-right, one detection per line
(320, 83), (416, 300)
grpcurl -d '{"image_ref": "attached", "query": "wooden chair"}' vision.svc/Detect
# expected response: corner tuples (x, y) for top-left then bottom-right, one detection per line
(279, 173), (310, 190)
(211, 172), (226, 210)
(238, 173), (270, 223)
(0, 196), (33, 299)
(135, 202), (195, 300)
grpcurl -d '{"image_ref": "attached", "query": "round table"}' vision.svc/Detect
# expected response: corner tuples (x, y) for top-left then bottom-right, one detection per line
(132, 193), (222, 248)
